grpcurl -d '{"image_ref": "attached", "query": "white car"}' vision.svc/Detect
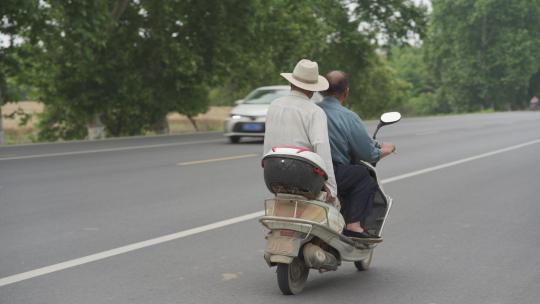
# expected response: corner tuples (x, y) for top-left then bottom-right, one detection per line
(224, 85), (322, 143)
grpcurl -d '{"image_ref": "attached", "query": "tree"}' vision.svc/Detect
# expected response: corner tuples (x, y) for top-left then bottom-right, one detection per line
(9, 0), (427, 141)
(213, 0), (427, 118)
(387, 45), (447, 115)
(315, 0), (424, 118)
(426, 0), (540, 112)
(350, 0), (428, 46)
(31, 0), (321, 139)
(0, 0), (41, 143)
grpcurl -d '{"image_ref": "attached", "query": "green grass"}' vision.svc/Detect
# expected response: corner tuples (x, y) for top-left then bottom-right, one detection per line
(3, 129), (35, 145)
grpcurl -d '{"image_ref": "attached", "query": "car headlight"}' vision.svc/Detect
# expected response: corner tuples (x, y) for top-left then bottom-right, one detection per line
(230, 114), (243, 120)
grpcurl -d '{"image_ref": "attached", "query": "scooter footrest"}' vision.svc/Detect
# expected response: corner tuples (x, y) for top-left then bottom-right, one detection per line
(351, 241), (377, 249)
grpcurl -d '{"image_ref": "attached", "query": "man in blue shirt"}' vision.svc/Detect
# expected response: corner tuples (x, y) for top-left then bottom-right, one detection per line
(318, 71), (395, 240)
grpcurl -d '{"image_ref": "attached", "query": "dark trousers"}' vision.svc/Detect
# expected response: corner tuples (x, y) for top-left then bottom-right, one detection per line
(333, 163), (377, 225)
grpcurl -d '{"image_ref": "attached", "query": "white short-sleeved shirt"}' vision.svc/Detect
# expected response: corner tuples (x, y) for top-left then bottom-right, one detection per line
(263, 90), (337, 199)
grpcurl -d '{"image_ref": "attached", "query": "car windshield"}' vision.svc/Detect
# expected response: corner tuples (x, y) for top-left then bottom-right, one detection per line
(243, 89), (289, 104)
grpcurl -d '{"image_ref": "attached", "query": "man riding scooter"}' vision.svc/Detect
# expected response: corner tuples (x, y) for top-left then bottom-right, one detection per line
(260, 64), (401, 294)
(263, 58), (338, 206)
(318, 71), (396, 241)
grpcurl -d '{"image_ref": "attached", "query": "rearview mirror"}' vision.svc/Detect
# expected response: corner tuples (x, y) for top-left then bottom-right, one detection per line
(380, 112), (401, 125)
(373, 112), (401, 140)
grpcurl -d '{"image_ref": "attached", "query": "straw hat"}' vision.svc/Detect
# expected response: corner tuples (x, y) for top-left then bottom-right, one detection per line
(280, 59), (329, 92)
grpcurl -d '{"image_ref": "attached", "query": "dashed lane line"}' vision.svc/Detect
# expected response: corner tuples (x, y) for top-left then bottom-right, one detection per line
(177, 154), (258, 166)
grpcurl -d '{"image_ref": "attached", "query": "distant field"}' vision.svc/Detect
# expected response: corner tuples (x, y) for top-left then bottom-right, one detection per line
(2, 101), (44, 130)
(167, 106), (231, 133)
(1, 101), (231, 144)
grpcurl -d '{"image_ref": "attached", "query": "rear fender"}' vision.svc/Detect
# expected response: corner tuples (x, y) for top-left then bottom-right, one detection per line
(263, 230), (311, 267)
(264, 254), (294, 266)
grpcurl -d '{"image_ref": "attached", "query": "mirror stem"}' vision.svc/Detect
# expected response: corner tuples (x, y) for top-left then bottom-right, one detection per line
(372, 123), (382, 140)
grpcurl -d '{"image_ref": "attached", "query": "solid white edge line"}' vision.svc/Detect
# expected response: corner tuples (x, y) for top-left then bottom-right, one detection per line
(0, 211), (265, 287)
(0, 131), (224, 148)
(1, 138), (539, 287)
(0, 139), (224, 161)
(381, 138), (540, 184)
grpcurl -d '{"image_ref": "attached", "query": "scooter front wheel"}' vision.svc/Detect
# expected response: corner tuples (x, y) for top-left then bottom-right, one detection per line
(276, 258), (309, 295)
(354, 249), (374, 271)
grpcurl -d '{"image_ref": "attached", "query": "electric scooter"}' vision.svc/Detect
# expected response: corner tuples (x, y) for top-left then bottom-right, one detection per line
(260, 112), (401, 295)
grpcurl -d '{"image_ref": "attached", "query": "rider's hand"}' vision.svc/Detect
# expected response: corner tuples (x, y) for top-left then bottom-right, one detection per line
(320, 186), (340, 208)
(379, 142), (396, 159)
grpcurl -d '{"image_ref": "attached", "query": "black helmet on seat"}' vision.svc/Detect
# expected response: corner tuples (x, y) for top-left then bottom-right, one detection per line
(262, 146), (328, 199)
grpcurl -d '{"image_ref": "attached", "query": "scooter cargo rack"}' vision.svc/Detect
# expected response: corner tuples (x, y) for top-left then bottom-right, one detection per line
(264, 197), (329, 226)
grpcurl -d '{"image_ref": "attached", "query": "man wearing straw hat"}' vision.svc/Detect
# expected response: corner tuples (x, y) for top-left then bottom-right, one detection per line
(263, 59), (338, 204)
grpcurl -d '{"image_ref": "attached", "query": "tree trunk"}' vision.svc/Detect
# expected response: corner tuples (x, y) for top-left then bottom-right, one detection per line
(153, 116), (170, 134)
(86, 113), (105, 140)
(479, 14), (488, 110)
(0, 106), (4, 144)
(111, 0), (129, 20)
(187, 115), (199, 131)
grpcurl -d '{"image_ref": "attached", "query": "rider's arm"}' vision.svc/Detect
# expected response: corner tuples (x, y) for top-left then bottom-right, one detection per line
(348, 113), (380, 164)
(309, 109), (338, 202)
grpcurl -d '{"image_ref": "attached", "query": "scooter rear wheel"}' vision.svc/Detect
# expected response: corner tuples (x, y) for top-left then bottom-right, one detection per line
(276, 258), (309, 295)
(354, 249), (374, 271)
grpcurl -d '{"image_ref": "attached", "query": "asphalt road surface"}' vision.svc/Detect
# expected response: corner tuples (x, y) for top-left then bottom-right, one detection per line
(1, 112), (539, 303)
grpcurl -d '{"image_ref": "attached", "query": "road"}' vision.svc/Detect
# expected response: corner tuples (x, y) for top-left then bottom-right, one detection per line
(1, 112), (539, 303)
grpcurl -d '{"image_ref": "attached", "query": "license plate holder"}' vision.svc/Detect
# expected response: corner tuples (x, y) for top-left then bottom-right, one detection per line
(242, 123), (263, 132)
(265, 236), (301, 256)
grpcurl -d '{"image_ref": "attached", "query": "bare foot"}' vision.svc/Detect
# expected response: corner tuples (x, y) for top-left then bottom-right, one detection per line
(346, 222), (364, 233)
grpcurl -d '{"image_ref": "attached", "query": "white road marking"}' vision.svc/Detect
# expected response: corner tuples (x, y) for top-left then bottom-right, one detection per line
(0, 154), (17, 157)
(0, 131), (223, 148)
(0, 139), (224, 161)
(1, 138), (539, 287)
(221, 272), (243, 281)
(415, 130), (440, 136)
(381, 138), (540, 184)
(0, 211), (264, 287)
(177, 154), (258, 166)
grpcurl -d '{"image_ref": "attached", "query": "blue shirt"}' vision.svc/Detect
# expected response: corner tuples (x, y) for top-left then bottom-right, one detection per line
(318, 96), (380, 165)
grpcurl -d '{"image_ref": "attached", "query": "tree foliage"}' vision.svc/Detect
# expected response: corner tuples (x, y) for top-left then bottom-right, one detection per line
(3, 0), (426, 141)
(387, 45), (447, 115)
(426, 0), (540, 111)
(0, 0), (41, 104)
(351, 0), (428, 45)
